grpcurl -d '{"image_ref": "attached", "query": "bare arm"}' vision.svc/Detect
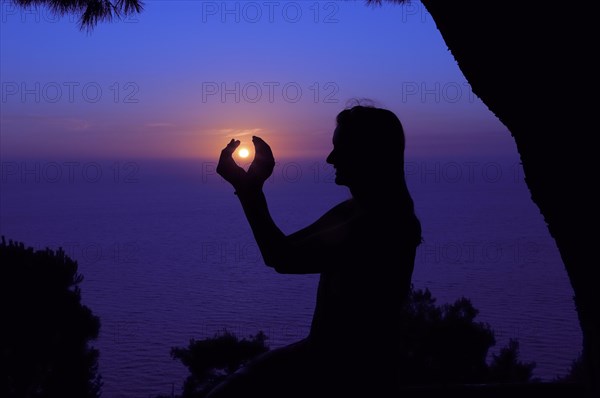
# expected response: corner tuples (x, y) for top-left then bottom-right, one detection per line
(234, 188), (286, 270)
(216, 136), (352, 274)
(236, 190), (353, 273)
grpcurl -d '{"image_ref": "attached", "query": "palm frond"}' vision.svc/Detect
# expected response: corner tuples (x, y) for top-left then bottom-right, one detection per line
(365, 0), (412, 5)
(11, 0), (144, 30)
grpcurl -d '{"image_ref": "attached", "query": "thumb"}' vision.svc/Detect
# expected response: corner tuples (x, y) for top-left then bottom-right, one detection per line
(252, 136), (274, 159)
(223, 139), (241, 156)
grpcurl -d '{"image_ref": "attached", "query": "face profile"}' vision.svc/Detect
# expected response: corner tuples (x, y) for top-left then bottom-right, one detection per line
(326, 105), (408, 194)
(326, 127), (354, 186)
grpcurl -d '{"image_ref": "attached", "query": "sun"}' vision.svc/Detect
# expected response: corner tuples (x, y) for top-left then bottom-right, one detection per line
(238, 148), (250, 158)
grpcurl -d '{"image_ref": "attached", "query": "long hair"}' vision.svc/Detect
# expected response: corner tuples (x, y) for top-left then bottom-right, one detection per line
(335, 104), (422, 246)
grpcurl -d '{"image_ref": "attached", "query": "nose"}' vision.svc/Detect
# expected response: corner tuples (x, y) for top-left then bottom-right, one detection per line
(326, 150), (335, 165)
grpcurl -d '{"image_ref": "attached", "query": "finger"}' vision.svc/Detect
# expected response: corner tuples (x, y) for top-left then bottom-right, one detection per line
(222, 139), (241, 155)
(252, 136), (267, 146)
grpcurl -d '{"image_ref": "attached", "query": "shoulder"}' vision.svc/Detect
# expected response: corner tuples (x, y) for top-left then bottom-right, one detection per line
(330, 198), (355, 213)
(286, 199), (355, 243)
(316, 199), (356, 224)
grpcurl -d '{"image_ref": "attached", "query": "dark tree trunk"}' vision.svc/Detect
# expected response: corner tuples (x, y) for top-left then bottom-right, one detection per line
(420, 1), (597, 395)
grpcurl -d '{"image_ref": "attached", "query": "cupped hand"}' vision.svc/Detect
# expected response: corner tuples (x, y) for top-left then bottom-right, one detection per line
(247, 136), (275, 185)
(216, 136), (275, 193)
(216, 139), (246, 190)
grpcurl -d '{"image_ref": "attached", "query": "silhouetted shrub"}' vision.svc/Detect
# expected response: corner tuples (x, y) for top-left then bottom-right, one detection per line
(167, 330), (269, 397)
(396, 286), (536, 384)
(554, 354), (585, 384)
(0, 237), (102, 398)
(162, 286), (535, 397)
(487, 339), (536, 383)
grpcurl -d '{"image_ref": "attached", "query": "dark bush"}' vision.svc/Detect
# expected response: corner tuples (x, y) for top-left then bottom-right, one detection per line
(0, 237), (102, 398)
(167, 330), (269, 397)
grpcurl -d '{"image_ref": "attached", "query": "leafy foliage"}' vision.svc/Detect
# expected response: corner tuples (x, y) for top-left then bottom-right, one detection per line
(396, 288), (496, 384)
(488, 339), (537, 383)
(163, 286), (536, 397)
(168, 330), (269, 398)
(10, 0), (144, 30)
(396, 286), (536, 384)
(554, 354), (585, 384)
(0, 237), (102, 398)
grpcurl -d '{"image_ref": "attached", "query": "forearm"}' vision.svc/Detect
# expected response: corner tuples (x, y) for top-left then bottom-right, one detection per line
(234, 188), (344, 274)
(235, 188), (286, 268)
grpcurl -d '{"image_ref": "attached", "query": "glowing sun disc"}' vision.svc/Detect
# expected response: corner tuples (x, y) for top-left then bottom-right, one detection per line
(238, 148), (250, 158)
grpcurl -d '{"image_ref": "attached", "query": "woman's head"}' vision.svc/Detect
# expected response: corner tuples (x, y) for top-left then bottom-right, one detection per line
(326, 105), (406, 188)
(327, 104), (422, 246)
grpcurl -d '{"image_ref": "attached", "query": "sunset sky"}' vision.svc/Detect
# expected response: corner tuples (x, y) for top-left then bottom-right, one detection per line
(1, 0), (515, 161)
(0, 4), (584, 391)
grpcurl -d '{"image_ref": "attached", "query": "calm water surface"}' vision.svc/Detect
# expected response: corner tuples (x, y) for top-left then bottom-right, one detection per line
(0, 157), (581, 397)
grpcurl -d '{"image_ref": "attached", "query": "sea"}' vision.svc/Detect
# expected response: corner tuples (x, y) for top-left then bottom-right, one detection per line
(0, 156), (582, 398)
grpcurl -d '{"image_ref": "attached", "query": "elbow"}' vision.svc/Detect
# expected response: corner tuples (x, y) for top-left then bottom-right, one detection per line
(273, 264), (295, 274)
(273, 266), (288, 274)
(266, 258), (319, 275)
(261, 246), (315, 274)
(263, 256), (291, 274)
(261, 253), (285, 273)
(261, 247), (289, 273)
(262, 254), (297, 274)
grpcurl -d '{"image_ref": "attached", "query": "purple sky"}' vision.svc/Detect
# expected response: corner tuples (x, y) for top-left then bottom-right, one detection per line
(1, 0), (515, 160)
(0, 4), (583, 388)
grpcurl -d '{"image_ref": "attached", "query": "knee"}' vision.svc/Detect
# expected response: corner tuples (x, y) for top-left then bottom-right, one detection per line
(204, 381), (230, 398)
(204, 369), (252, 398)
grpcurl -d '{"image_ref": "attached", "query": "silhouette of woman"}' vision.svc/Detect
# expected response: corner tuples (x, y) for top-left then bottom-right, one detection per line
(208, 105), (422, 398)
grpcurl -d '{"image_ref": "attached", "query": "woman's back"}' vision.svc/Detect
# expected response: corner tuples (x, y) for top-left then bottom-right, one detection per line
(307, 199), (417, 353)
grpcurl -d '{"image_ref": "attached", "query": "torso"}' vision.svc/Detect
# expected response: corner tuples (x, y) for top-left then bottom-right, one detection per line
(307, 199), (417, 356)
